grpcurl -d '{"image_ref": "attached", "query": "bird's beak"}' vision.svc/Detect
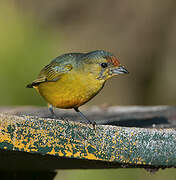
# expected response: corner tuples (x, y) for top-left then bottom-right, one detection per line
(111, 65), (129, 75)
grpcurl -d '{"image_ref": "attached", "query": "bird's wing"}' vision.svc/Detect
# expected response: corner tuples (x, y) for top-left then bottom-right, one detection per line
(26, 62), (73, 88)
(40, 62), (73, 81)
(26, 53), (84, 88)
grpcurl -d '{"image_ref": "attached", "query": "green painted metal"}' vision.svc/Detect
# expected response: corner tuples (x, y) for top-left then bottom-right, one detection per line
(0, 111), (176, 168)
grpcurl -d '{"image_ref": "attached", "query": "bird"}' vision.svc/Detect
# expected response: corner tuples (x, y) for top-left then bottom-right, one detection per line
(26, 50), (128, 123)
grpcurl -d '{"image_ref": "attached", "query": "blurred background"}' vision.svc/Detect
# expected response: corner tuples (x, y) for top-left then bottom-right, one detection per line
(0, 0), (176, 179)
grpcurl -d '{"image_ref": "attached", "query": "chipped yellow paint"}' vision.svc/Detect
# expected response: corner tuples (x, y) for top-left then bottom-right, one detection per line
(130, 132), (134, 136)
(73, 151), (81, 157)
(0, 133), (13, 144)
(58, 150), (64, 157)
(65, 150), (73, 157)
(85, 151), (97, 160)
(48, 148), (56, 155)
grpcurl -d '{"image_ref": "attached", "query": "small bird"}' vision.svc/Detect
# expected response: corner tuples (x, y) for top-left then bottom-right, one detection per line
(27, 50), (128, 122)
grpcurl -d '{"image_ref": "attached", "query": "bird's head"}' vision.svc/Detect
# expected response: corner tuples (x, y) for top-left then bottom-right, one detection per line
(78, 50), (128, 81)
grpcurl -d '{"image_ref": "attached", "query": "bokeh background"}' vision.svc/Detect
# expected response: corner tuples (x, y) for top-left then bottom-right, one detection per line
(0, 0), (176, 179)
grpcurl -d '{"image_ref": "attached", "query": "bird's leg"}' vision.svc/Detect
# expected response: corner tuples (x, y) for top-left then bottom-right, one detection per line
(74, 107), (92, 124)
(48, 104), (68, 121)
(48, 104), (57, 119)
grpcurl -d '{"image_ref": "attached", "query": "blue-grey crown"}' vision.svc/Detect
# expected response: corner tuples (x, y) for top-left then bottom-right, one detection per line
(83, 50), (114, 59)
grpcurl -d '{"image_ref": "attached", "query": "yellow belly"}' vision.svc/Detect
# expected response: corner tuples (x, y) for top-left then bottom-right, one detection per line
(36, 72), (104, 109)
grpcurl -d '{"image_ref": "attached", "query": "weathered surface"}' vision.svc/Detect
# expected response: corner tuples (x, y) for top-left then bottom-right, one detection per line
(0, 106), (176, 171)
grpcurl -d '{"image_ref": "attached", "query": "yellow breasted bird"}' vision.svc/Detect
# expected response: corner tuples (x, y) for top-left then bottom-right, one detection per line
(27, 50), (128, 122)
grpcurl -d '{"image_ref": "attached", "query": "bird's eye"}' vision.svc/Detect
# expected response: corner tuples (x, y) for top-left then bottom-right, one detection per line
(101, 63), (108, 68)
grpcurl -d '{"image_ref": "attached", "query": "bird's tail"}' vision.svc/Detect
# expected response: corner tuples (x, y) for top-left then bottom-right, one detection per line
(26, 83), (34, 88)
(26, 82), (41, 91)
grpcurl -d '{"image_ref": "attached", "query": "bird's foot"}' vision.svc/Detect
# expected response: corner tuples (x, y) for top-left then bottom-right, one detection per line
(74, 107), (96, 130)
(92, 121), (96, 130)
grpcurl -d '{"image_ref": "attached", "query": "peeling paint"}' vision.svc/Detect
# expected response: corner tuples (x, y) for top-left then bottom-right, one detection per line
(0, 113), (176, 167)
